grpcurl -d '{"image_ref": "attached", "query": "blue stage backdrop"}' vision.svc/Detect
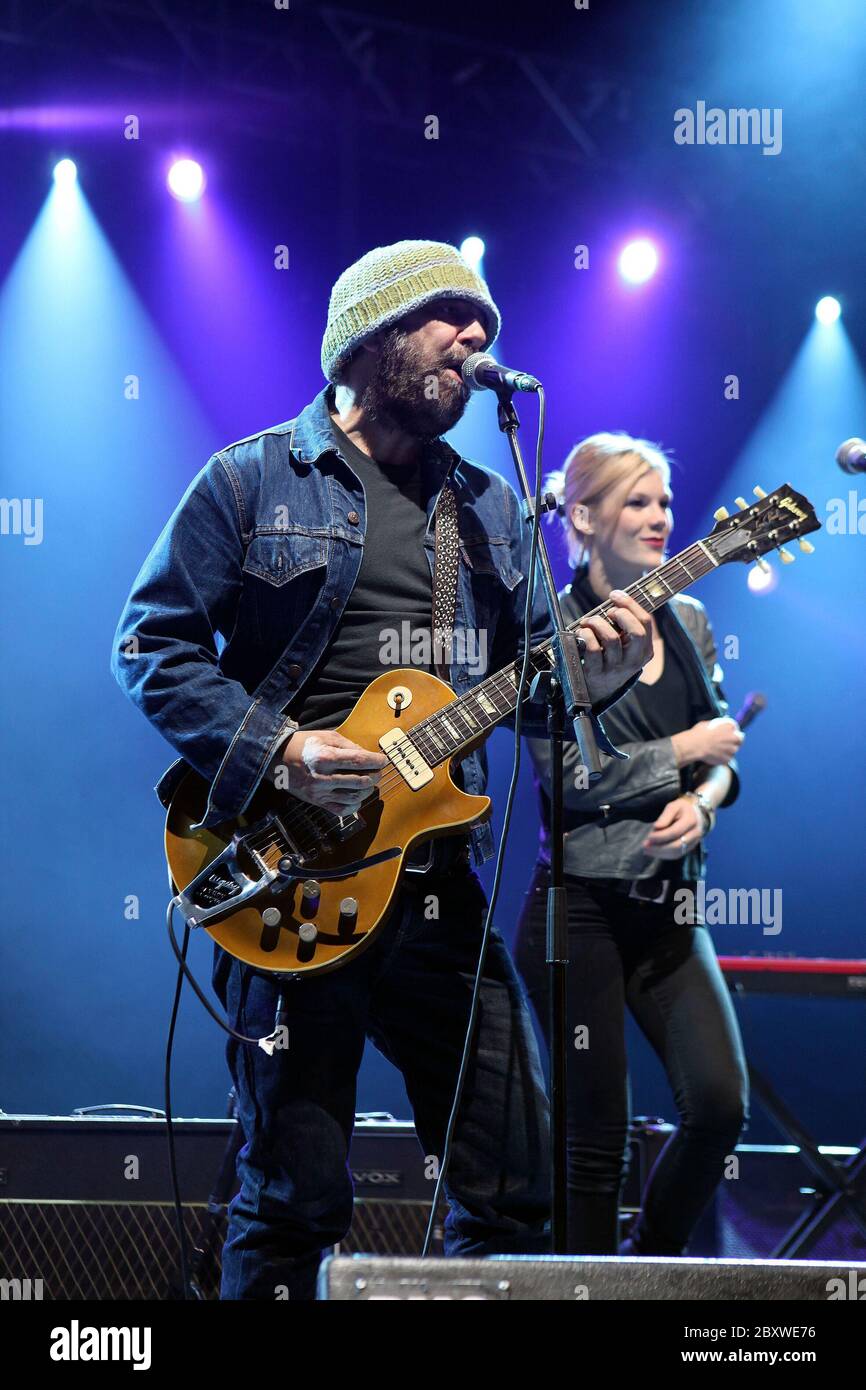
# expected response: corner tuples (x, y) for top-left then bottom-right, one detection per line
(1, 0), (864, 1151)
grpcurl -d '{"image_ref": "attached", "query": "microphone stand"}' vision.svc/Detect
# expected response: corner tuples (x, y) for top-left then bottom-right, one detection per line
(493, 384), (602, 1254)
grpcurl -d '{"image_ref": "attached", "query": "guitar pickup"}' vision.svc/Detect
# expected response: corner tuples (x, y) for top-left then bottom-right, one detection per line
(379, 728), (433, 789)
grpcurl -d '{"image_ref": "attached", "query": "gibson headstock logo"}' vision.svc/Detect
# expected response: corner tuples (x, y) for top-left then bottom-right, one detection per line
(778, 494), (808, 524)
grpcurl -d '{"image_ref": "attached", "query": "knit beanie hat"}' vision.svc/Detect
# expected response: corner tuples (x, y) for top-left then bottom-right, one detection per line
(321, 239), (501, 383)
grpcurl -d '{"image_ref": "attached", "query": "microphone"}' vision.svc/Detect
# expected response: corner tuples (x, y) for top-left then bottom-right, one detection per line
(835, 438), (866, 475)
(734, 691), (767, 731)
(461, 351), (541, 394)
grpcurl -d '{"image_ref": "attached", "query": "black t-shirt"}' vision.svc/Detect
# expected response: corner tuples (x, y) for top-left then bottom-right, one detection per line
(288, 416), (439, 730)
(632, 637), (693, 741)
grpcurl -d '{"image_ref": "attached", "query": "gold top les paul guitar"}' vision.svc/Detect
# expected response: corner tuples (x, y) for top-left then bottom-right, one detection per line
(166, 483), (819, 976)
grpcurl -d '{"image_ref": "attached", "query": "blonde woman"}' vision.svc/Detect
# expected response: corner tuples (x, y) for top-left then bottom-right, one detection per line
(514, 432), (748, 1256)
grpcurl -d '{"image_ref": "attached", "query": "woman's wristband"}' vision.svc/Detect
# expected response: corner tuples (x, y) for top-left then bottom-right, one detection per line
(684, 789), (716, 834)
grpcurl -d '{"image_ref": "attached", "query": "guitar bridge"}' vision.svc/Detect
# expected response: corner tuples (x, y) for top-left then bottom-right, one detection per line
(333, 812), (362, 842)
(175, 813), (298, 928)
(193, 863), (245, 908)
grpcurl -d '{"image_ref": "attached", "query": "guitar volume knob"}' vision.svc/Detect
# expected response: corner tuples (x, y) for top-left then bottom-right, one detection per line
(339, 897), (358, 923)
(298, 922), (318, 944)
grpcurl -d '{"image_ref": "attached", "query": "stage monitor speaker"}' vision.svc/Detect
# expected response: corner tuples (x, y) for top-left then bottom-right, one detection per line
(319, 1254), (866, 1301)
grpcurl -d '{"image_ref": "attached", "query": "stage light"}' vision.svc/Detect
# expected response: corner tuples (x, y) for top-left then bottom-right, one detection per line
(167, 158), (205, 203)
(747, 561), (778, 595)
(460, 236), (485, 268)
(618, 238), (659, 285)
(53, 158), (77, 186)
(815, 296), (841, 325)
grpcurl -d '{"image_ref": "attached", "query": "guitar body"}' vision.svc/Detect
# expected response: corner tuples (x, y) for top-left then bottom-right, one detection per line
(165, 669), (491, 976)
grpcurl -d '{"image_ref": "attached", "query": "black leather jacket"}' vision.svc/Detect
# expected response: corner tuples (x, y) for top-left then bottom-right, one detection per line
(529, 583), (740, 882)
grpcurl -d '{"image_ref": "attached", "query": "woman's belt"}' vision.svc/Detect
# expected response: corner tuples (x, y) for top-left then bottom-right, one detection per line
(561, 802), (638, 830)
(534, 860), (695, 907)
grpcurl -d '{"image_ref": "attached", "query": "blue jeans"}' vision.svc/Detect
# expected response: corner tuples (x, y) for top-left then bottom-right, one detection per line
(514, 865), (749, 1255)
(212, 865), (550, 1299)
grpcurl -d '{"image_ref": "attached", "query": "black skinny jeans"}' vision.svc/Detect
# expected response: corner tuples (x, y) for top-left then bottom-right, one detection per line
(514, 864), (749, 1255)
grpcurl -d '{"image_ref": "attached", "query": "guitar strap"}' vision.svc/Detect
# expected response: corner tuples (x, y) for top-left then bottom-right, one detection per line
(431, 475), (460, 683)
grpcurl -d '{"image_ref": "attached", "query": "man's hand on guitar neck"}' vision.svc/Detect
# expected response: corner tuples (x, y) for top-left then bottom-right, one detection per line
(270, 728), (388, 816)
(575, 589), (654, 705)
(263, 592), (650, 813)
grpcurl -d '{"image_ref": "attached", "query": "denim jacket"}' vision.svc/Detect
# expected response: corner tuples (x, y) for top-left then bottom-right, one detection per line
(110, 385), (625, 867)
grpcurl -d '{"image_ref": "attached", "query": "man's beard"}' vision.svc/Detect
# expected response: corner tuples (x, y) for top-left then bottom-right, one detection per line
(359, 325), (470, 442)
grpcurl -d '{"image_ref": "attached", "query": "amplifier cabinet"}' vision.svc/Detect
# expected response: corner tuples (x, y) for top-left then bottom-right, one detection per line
(716, 1144), (866, 1261)
(0, 1114), (440, 1298)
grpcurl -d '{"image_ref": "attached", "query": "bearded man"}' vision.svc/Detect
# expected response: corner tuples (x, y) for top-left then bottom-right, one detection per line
(111, 240), (652, 1299)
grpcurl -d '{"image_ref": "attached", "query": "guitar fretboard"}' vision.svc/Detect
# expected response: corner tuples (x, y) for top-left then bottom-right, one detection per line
(406, 540), (719, 766)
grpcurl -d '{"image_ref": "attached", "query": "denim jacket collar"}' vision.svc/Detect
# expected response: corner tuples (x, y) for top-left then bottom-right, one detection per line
(288, 384), (461, 487)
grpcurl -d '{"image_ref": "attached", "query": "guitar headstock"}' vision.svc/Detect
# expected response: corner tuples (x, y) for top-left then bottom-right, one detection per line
(707, 484), (821, 571)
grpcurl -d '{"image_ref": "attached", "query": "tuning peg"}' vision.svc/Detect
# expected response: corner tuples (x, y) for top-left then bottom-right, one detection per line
(798, 538), (815, 554)
(713, 506), (729, 521)
(753, 485), (767, 498)
(778, 547), (795, 564)
(753, 556), (770, 574)
(735, 496), (748, 510)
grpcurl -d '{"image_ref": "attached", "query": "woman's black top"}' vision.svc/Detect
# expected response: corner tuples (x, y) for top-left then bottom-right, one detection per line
(632, 638), (694, 743)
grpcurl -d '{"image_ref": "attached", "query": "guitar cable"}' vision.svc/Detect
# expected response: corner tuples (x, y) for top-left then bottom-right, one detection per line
(165, 898), (276, 1046)
(163, 916), (196, 1299)
(422, 387), (549, 1256)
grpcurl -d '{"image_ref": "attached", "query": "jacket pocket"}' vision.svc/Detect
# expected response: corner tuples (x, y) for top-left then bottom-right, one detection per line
(242, 530), (329, 587)
(460, 535), (523, 591)
(241, 531), (330, 655)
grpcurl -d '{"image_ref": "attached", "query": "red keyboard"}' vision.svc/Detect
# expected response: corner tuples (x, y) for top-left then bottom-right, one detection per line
(719, 956), (866, 998)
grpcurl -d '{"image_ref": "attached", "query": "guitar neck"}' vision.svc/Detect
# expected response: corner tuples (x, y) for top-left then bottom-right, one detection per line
(409, 540), (719, 766)
(563, 540), (719, 625)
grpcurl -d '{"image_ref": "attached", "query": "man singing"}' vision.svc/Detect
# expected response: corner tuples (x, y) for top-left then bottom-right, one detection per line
(111, 240), (652, 1299)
